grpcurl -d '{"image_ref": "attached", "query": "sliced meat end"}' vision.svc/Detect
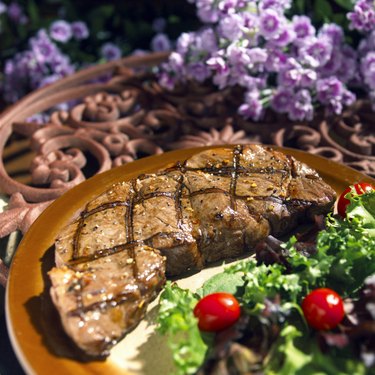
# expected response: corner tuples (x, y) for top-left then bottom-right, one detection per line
(49, 245), (166, 356)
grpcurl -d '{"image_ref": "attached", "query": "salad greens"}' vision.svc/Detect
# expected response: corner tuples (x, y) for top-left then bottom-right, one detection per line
(157, 190), (375, 375)
(157, 282), (207, 375)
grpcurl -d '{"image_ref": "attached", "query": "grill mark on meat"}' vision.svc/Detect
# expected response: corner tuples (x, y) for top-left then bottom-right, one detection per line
(81, 201), (128, 219)
(150, 163), (290, 179)
(67, 289), (139, 317)
(174, 175), (185, 230)
(72, 215), (85, 260)
(229, 145), (243, 210)
(124, 180), (139, 279)
(67, 242), (141, 266)
(190, 187), (230, 198)
(71, 202), (128, 261)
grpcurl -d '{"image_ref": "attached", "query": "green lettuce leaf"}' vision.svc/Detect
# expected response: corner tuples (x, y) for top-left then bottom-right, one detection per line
(157, 282), (209, 375)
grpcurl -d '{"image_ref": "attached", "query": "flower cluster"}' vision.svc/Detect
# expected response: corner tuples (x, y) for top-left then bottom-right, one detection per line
(159, 0), (375, 121)
(1, 16), (129, 103)
(2, 28), (77, 103)
(349, 0), (375, 110)
(0, 1), (175, 104)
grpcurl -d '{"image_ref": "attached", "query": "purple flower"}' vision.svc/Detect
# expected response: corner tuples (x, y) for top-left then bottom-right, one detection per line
(239, 76), (266, 90)
(219, 13), (244, 40)
(316, 77), (343, 104)
(186, 62), (211, 82)
(269, 24), (296, 47)
(207, 55), (230, 88)
(207, 55), (228, 72)
(242, 11), (259, 30)
(264, 48), (287, 72)
(278, 58), (302, 87)
(342, 90), (356, 106)
(259, 9), (284, 39)
(195, 0), (220, 23)
(159, 71), (178, 90)
(49, 20), (72, 43)
(50, 54), (75, 75)
(300, 68), (317, 88)
(318, 51), (342, 77)
(271, 88), (293, 113)
(159, 52), (186, 90)
(361, 51), (375, 73)
(212, 70), (231, 89)
(335, 45), (357, 83)
(100, 43), (122, 61)
(30, 29), (58, 64)
(7, 2), (27, 24)
(226, 44), (251, 67)
(258, 0), (291, 13)
(361, 52), (375, 90)
(318, 23), (344, 45)
(176, 32), (195, 56)
(337, 57), (357, 84)
(347, 0), (375, 32)
(292, 15), (315, 40)
(168, 52), (185, 74)
(218, 0), (244, 14)
(238, 91), (264, 121)
(247, 48), (268, 65)
(299, 36), (333, 68)
(71, 21), (89, 40)
(199, 28), (218, 53)
(289, 89), (313, 121)
(0, 2), (7, 15)
(315, 77), (354, 114)
(151, 33), (172, 52)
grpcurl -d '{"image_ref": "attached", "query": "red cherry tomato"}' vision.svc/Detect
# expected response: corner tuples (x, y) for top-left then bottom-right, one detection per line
(337, 182), (374, 218)
(193, 292), (241, 332)
(302, 288), (345, 330)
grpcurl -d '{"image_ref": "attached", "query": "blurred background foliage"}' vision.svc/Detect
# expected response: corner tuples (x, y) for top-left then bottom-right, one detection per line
(0, 1), (199, 64)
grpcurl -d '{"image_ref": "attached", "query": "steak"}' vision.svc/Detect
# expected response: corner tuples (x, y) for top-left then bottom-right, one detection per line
(48, 145), (336, 356)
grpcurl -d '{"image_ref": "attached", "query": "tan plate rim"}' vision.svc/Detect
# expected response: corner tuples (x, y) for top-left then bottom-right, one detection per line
(6, 145), (375, 375)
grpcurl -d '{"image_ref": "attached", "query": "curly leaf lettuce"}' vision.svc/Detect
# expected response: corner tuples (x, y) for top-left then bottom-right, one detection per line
(156, 281), (209, 375)
(265, 325), (368, 375)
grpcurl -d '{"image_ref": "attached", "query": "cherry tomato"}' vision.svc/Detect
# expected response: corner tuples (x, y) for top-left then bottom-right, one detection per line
(337, 182), (374, 218)
(302, 288), (345, 330)
(193, 292), (241, 332)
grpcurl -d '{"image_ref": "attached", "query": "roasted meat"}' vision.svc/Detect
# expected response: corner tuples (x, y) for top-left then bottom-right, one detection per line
(49, 145), (336, 356)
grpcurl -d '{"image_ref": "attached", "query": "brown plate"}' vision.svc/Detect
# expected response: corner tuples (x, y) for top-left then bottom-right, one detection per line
(6, 145), (375, 375)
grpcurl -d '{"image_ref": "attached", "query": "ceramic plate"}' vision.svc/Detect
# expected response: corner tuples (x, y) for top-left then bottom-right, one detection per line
(6, 145), (375, 375)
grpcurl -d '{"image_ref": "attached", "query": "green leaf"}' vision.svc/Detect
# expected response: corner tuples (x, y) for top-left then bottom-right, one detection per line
(157, 282), (209, 375)
(265, 325), (312, 375)
(314, 0), (333, 22)
(196, 269), (245, 297)
(334, 0), (355, 11)
(26, 0), (40, 25)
